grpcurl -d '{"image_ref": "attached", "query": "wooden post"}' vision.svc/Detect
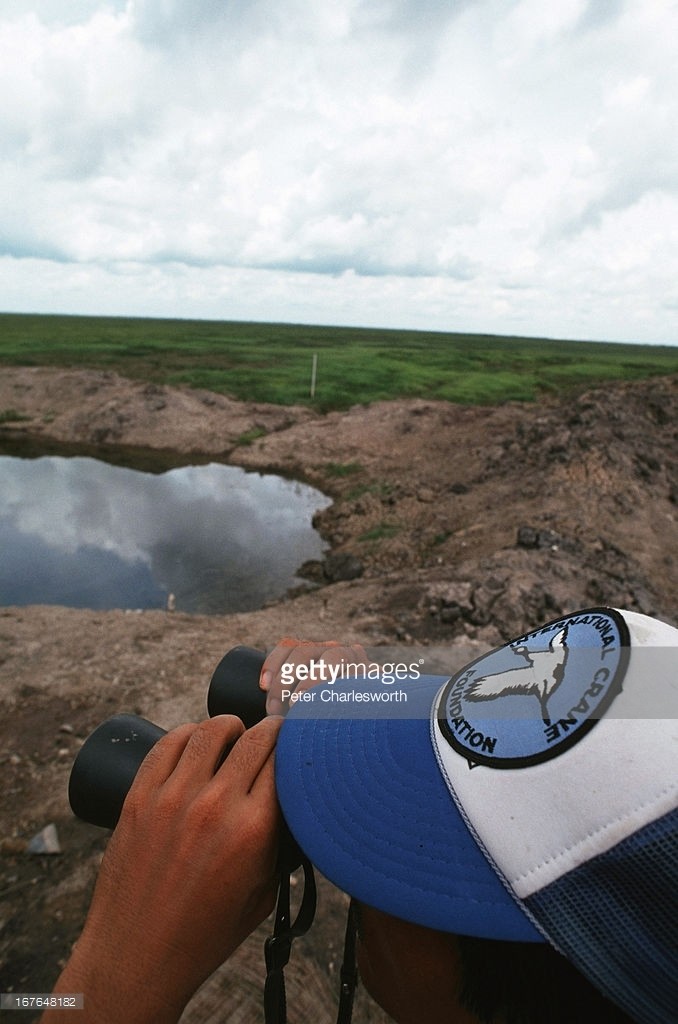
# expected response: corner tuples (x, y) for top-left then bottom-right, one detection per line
(310, 352), (318, 399)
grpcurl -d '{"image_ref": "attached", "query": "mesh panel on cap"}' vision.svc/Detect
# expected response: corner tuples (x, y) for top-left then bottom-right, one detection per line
(525, 807), (677, 1024)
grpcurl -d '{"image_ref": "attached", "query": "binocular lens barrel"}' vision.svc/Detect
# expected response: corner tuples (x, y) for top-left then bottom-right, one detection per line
(69, 646), (267, 830)
(207, 645), (267, 729)
(69, 714), (167, 829)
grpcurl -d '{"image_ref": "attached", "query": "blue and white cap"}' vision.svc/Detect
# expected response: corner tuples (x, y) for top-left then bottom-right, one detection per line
(276, 608), (678, 1024)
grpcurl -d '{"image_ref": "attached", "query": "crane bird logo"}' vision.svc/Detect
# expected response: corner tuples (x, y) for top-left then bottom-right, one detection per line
(436, 609), (630, 769)
(465, 626), (569, 724)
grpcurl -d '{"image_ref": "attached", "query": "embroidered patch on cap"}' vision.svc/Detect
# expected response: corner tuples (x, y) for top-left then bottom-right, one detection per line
(436, 608), (630, 769)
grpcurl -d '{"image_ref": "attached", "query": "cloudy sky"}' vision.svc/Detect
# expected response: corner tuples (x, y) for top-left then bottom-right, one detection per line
(1, 0), (677, 343)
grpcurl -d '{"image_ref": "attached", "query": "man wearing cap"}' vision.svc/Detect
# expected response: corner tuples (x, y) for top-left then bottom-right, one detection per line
(42, 608), (676, 1023)
(266, 610), (677, 1024)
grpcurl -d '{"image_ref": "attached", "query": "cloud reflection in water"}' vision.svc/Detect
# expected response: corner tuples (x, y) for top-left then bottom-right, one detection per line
(0, 456), (332, 613)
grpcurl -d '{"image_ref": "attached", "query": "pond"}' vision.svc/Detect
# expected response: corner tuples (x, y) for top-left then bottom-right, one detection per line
(0, 455), (332, 614)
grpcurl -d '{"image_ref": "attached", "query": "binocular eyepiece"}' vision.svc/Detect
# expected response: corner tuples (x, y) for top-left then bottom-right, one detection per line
(69, 645), (268, 831)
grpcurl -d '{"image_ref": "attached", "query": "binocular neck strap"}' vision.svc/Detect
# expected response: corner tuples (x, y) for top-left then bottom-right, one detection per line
(263, 865), (358, 1024)
(264, 856), (317, 1024)
(337, 900), (358, 1024)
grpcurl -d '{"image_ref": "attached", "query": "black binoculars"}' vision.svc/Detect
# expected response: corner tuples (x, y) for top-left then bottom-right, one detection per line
(69, 645), (269, 831)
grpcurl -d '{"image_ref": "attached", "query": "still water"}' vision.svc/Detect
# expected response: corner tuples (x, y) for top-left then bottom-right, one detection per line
(0, 455), (332, 614)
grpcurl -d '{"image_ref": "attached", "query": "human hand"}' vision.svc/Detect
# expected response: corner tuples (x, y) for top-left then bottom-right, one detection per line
(259, 638), (376, 715)
(42, 714), (283, 1024)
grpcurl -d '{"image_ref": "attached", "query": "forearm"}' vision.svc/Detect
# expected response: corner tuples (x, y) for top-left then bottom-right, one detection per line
(40, 935), (187, 1024)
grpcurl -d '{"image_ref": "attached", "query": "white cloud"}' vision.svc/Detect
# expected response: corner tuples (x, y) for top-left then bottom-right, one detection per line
(0, 0), (676, 342)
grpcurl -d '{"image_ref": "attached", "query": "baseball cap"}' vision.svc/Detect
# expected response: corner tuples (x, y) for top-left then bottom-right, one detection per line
(275, 607), (677, 1024)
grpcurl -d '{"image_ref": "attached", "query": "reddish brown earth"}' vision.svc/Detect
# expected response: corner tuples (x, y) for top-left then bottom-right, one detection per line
(0, 366), (676, 1022)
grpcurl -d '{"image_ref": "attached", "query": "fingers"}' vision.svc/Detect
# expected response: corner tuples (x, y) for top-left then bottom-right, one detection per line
(128, 716), (245, 810)
(126, 714), (280, 808)
(131, 722), (198, 791)
(261, 638), (372, 714)
(184, 717), (283, 862)
(210, 715), (283, 798)
(172, 715), (246, 778)
(260, 638), (321, 693)
(164, 716), (247, 804)
(120, 716), (281, 856)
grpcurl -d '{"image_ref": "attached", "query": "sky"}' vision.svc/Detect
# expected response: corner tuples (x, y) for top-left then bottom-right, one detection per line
(1, 0), (677, 344)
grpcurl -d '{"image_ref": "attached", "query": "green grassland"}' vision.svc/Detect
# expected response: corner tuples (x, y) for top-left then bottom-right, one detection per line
(1, 312), (676, 411)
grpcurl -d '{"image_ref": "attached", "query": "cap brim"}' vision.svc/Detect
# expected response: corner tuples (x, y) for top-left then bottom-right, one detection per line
(276, 674), (542, 942)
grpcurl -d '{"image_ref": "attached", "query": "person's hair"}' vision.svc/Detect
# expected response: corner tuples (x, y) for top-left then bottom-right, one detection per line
(457, 935), (635, 1024)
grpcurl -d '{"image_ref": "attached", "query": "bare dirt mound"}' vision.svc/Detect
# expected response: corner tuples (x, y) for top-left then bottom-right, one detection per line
(1, 366), (676, 1022)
